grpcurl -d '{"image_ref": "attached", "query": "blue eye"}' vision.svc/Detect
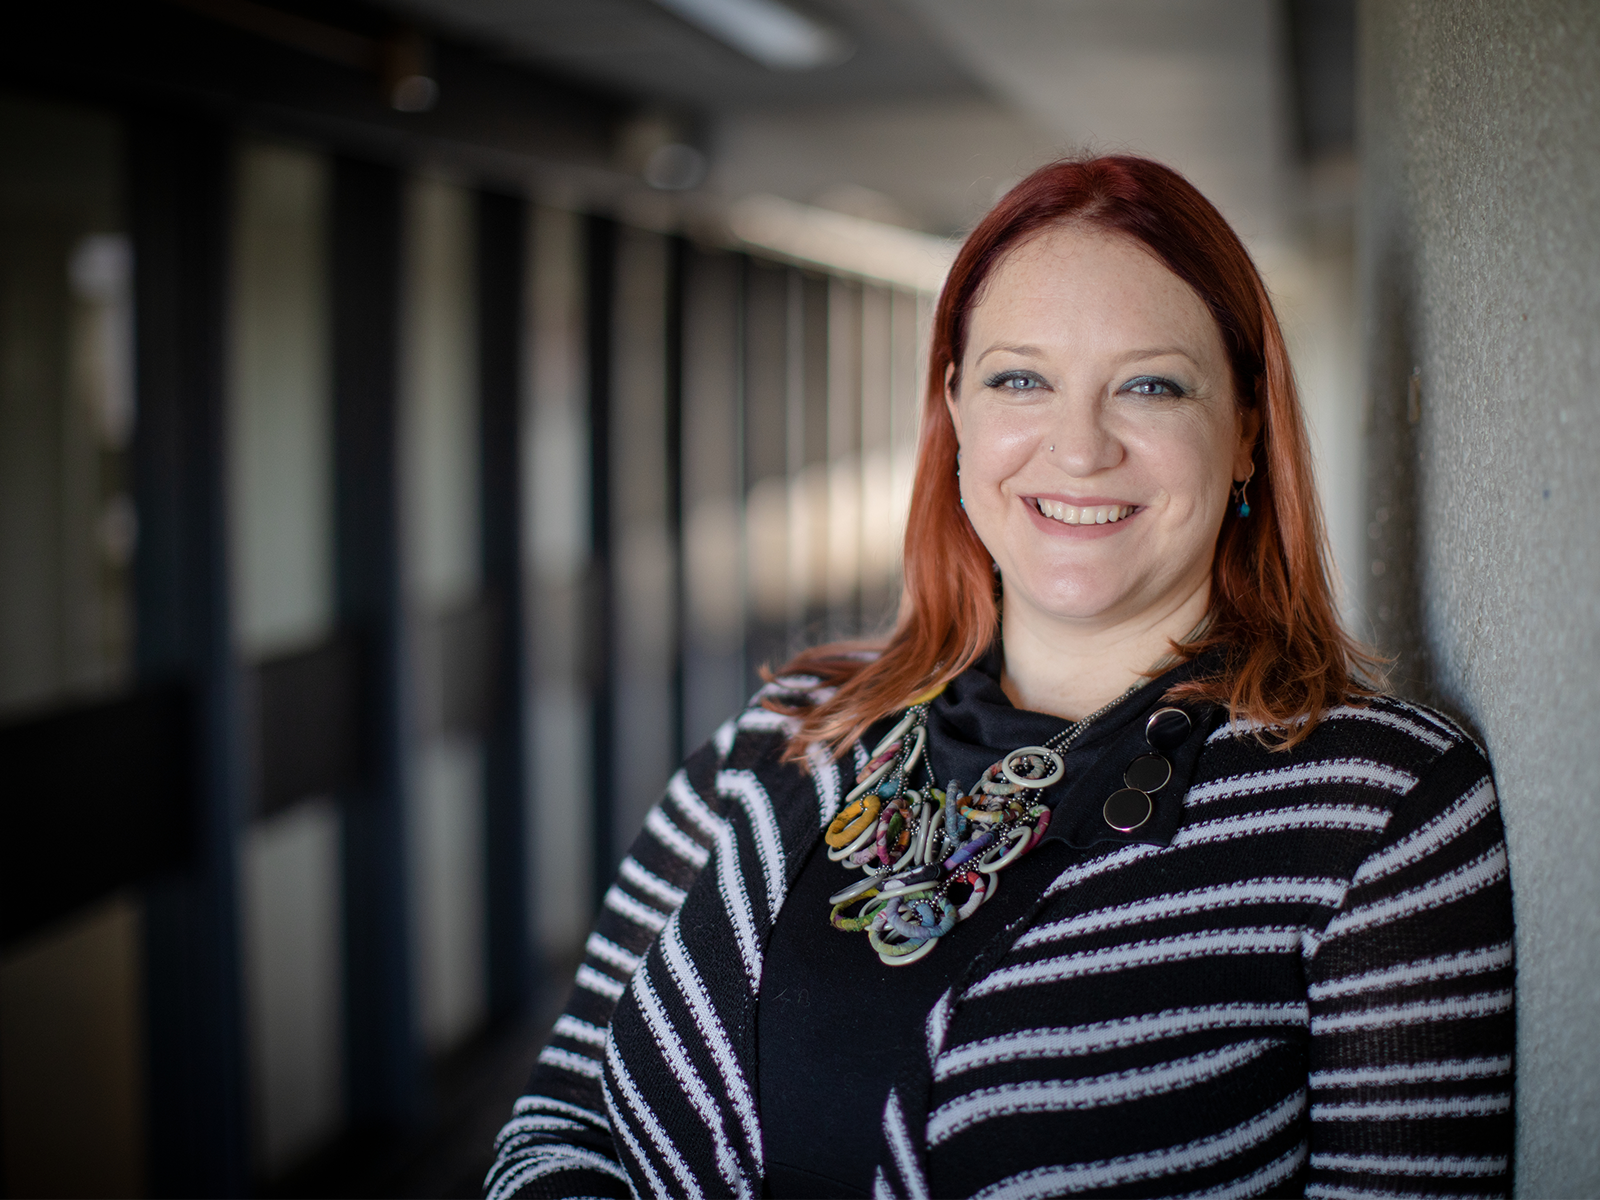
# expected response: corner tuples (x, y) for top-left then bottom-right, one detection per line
(983, 370), (1046, 392)
(1124, 375), (1186, 398)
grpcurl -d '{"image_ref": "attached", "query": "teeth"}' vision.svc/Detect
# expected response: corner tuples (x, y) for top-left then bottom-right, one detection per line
(1035, 499), (1135, 526)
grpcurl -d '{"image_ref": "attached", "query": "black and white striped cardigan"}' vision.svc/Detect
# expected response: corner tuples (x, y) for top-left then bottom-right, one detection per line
(486, 677), (1514, 1199)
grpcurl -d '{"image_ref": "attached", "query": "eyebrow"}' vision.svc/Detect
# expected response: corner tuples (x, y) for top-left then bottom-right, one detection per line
(973, 343), (1046, 362)
(973, 344), (1201, 367)
(1116, 346), (1199, 366)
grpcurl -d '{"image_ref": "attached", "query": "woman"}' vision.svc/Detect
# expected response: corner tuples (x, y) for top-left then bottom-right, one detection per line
(486, 157), (1513, 1200)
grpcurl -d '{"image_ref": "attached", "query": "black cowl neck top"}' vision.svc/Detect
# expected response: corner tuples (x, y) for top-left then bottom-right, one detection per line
(758, 643), (1223, 1198)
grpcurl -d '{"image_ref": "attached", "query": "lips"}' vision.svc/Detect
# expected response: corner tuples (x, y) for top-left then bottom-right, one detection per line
(1031, 498), (1137, 526)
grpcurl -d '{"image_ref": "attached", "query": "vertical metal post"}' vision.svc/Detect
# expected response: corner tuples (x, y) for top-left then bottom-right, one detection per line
(585, 214), (617, 908)
(330, 157), (424, 1128)
(477, 189), (532, 1018)
(664, 234), (687, 767)
(129, 113), (249, 1198)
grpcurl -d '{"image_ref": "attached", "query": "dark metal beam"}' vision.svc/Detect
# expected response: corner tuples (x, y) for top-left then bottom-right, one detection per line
(1285, 0), (1356, 159)
(585, 213), (618, 909)
(331, 154), (425, 1129)
(0, 686), (194, 949)
(3, 0), (625, 192)
(253, 634), (366, 818)
(477, 187), (533, 1019)
(664, 234), (687, 767)
(129, 111), (249, 1198)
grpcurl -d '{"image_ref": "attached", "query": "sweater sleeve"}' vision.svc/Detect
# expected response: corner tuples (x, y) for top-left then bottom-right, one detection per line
(1305, 735), (1515, 1199)
(483, 741), (726, 1200)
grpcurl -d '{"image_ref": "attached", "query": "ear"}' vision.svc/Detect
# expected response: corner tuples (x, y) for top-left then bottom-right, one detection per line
(1234, 405), (1262, 480)
(944, 361), (964, 441)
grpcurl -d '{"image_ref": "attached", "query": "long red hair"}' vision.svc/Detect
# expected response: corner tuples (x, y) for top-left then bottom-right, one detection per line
(772, 155), (1377, 756)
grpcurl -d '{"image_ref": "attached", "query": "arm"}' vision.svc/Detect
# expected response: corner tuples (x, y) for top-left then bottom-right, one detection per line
(1305, 737), (1515, 1199)
(484, 744), (725, 1200)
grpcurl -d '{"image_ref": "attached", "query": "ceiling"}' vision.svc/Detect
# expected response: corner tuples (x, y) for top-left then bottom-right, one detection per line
(368, 0), (1352, 240)
(903, 0), (1293, 237)
(375, 0), (986, 111)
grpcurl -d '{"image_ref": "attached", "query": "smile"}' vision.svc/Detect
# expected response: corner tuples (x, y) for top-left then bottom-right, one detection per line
(1031, 498), (1138, 526)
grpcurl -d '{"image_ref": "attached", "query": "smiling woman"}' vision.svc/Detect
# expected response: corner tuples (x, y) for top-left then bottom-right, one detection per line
(486, 158), (1514, 1200)
(785, 156), (1367, 755)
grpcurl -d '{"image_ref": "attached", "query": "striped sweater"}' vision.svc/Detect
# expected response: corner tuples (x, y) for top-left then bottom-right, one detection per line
(486, 677), (1514, 1199)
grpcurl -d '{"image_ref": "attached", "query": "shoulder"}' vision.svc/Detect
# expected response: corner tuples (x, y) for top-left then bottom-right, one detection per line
(1195, 693), (1492, 816)
(1204, 692), (1483, 769)
(680, 673), (844, 796)
(1185, 695), (1501, 895)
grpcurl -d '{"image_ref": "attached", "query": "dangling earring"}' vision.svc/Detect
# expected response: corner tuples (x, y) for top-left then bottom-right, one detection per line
(956, 450), (965, 510)
(1232, 466), (1255, 518)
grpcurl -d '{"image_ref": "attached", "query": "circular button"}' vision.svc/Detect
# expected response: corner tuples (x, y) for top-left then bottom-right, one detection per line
(1145, 707), (1192, 753)
(1124, 753), (1172, 793)
(1103, 788), (1153, 832)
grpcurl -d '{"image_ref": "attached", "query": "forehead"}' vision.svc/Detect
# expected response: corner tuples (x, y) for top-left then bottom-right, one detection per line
(968, 224), (1219, 350)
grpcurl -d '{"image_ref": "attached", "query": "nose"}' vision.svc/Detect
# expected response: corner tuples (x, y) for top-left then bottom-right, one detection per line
(1045, 399), (1123, 477)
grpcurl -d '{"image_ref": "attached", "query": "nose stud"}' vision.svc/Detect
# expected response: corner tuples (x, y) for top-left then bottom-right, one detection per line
(1048, 444), (1054, 452)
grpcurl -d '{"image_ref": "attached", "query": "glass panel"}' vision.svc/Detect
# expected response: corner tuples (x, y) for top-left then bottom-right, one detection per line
(0, 92), (141, 1200)
(0, 895), (143, 1197)
(610, 225), (675, 855)
(227, 138), (345, 1177)
(242, 800), (343, 1174)
(825, 275), (862, 637)
(0, 96), (131, 714)
(402, 176), (480, 611)
(527, 205), (593, 956)
(887, 288), (925, 612)
(859, 282), (896, 627)
(788, 271), (830, 636)
(680, 246), (745, 749)
(229, 142), (334, 656)
(741, 258), (789, 687)
(400, 173), (486, 1053)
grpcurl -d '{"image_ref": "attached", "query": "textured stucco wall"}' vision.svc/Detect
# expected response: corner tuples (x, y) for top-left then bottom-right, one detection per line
(1360, 3), (1600, 1194)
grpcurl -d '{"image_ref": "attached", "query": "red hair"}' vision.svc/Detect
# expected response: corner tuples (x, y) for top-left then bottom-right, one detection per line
(772, 155), (1378, 756)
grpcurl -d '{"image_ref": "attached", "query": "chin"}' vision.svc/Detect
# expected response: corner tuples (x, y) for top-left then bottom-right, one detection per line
(1007, 574), (1137, 625)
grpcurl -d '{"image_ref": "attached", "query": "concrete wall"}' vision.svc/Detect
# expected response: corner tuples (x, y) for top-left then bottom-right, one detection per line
(1359, 3), (1600, 1194)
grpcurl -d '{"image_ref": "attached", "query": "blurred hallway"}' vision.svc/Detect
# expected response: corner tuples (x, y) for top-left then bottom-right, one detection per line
(1, 1), (1596, 1196)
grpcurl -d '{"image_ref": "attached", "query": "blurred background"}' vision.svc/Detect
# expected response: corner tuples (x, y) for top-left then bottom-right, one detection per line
(0, 1), (1595, 1196)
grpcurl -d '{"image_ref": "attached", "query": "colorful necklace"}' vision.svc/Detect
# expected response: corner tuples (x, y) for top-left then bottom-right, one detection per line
(824, 686), (1138, 966)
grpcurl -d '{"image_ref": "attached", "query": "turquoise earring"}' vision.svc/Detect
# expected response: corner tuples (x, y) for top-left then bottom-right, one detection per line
(1232, 469), (1254, 518)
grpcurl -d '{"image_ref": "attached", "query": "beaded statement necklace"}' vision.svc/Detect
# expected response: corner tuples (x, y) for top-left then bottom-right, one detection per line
(824, 685), (1139, 966)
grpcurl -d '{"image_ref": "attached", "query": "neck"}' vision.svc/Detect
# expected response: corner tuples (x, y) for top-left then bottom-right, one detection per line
(997, 585), (1210, 721)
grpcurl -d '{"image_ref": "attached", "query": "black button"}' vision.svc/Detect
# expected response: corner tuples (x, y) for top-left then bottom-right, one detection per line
(1145, 707), (1192, 753)
(1124, 753), (1172, 793)
(1103, 788), (1153, 832)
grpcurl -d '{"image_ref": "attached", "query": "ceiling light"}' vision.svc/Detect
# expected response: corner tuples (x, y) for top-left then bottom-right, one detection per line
(654, 0), (853, 71)
(728, 195), (954, 293)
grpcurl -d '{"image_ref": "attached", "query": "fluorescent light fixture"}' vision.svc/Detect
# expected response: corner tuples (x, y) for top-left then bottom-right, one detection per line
(654, 0), (853, 70)
(728, 194), (954, 293)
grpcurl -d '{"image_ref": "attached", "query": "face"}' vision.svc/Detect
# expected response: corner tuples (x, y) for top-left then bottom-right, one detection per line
(947, 224), (1257, 637)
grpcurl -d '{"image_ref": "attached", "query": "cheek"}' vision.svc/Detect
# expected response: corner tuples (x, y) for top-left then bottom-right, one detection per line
(961, 408), (1038, 481)
(1123, 415), (1234, 512)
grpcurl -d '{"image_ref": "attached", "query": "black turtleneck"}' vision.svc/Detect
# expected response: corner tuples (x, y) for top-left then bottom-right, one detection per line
(757, 646), (1220, 1199)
